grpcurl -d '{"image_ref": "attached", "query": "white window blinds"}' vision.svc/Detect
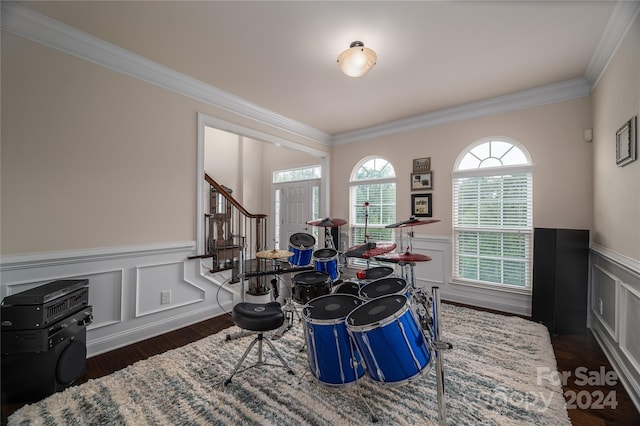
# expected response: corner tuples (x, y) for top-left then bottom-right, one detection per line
(453, 168), (533, 288)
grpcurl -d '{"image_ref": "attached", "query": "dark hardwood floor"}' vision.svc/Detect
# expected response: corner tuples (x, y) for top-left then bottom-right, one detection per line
(2, 308), (639, 425)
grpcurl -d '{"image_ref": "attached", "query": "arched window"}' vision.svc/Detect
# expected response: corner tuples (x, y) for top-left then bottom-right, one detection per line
(349, 157), (396, 254)
(452, 137), (534, 289)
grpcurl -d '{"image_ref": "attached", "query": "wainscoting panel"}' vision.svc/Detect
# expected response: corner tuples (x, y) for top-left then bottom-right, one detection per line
(590, 245), (640, 411)
(135, 261), (205, 317)
(0, 242), (234, 357)
(620, 283), (640, 373)
(591, 264), (619, 341)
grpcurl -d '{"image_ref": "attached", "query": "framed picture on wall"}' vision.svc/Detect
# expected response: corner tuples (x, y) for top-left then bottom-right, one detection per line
(412, 157), (431, 173)
(411, 193), (432, 217)
(616, 116), (637, 167)
(411, 172), (432, 190)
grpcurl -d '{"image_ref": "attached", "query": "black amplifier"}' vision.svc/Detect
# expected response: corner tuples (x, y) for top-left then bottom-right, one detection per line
(1, 279), (89, 330)
(1, 306), (93, 354)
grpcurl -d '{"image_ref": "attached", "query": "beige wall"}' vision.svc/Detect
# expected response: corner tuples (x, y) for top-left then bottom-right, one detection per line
(0, 33), (326, 255)
(204, 128), (241, 197)
(592, 15), (640, 260)
(331, 97), (594, 236)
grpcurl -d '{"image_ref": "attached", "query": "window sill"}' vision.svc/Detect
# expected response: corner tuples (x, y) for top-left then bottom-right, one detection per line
(450, 278), (532, 295)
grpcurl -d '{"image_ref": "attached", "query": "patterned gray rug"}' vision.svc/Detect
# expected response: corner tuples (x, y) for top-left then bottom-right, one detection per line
(9, 303), (570, 425)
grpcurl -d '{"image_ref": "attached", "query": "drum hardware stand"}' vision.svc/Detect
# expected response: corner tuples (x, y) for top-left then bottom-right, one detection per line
(430, 286), (452, 426)
(350, 340), (379, 423)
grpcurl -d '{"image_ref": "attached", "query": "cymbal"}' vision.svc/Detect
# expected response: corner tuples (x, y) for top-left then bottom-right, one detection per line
(256, 249), (294, 259)
(375, 252), (432, 263)
(306, 217), (347, 228)
(385, 216), (441, 228)
(345, 242), (397, 259)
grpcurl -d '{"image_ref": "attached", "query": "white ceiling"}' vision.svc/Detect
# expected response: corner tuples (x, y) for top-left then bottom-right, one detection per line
(16, 1), (631, 138)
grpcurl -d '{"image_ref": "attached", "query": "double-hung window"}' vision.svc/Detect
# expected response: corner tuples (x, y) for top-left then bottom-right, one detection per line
(452, 138), (534, 290)
(349, 157), (396, 263)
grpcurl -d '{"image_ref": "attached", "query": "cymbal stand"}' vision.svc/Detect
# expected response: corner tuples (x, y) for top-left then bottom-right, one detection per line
(400, 226), (417, 289)
(398, 260), (418, 291)
(321, 225), (335, 250)
(430, 286), (452, 426)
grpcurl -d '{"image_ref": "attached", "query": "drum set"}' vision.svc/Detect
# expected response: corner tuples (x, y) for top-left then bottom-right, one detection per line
(249, 214), (452, 424)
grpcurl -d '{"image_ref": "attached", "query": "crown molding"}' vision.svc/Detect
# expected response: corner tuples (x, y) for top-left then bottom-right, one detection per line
(332, 78), (591, 145)
(0, 2), (332, 146)
(584, 0), (640, 89)
(2, 1), (634, 147)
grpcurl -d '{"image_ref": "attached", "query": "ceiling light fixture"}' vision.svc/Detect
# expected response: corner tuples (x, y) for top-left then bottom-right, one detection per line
(337, 41), (377, 77)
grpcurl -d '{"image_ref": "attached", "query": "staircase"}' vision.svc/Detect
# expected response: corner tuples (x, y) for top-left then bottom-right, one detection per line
(191, 174), (269, 296)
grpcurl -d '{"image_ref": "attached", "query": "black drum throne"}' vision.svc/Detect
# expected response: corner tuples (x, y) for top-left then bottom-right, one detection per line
(224, 302), (294, 385)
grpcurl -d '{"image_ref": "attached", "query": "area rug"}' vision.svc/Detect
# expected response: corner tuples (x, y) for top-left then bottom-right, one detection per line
(8, 303), (570, 425)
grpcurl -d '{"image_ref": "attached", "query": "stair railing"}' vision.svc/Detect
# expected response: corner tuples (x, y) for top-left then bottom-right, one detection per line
(197, 174), (268, 296)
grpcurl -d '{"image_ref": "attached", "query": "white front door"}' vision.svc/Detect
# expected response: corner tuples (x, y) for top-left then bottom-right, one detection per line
(275, 180), (319, 250)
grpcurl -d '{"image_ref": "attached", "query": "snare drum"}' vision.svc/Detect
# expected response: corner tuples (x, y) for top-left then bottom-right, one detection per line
(313, 248), (340, 282)
(288, 233), (316, 266)
(292, 271), (331, 304)
(346, 295), (431, 385)
(356, 266), (394, 283)
(359, 277), (409, 300)
(303, 294), (365, 386)
(332, 281), (361, 297)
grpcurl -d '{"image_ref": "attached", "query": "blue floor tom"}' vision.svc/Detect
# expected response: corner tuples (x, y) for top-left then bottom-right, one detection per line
(346, 295), (431, 385)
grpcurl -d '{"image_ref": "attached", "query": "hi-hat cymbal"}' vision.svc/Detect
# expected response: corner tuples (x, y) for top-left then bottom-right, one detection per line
(256, 249), (294, 259)
(385, 216), (441, 228)
(345, 242), (397, 259)
(306, 217), (347, 228)
(375, 252), (432, 263)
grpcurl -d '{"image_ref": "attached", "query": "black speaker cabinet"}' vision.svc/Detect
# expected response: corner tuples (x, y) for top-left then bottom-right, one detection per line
(1, 307), (92, 403)
(531, 228), (589, 334)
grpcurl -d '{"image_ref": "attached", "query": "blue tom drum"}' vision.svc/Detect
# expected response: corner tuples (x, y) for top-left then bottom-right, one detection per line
(288, 233), (316, 266)
(313, 248), (340, 282)
(303, 294), (365, 386)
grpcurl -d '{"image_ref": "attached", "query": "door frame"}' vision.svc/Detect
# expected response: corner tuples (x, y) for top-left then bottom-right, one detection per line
(196, 113), (329, 256)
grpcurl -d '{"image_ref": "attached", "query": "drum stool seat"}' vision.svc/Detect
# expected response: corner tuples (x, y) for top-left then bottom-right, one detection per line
(224, 302), (294, 385)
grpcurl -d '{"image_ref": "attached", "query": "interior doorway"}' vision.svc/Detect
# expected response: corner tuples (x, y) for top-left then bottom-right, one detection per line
(196, 112), (330, 257)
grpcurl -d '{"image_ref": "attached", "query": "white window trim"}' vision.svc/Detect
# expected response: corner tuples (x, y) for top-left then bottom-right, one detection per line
(452, 138), (533, 291)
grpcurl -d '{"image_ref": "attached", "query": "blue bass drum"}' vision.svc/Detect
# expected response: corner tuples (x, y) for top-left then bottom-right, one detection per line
(288, 233), (316, 266)
(346, 295), (431, 385)
(302, 294), (364, 386)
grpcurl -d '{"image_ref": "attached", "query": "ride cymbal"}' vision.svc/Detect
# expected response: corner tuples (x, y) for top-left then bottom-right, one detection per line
(385, 217), (441, 228)
(375, 252), (432, 263)
(256, 249), (294, 259)
(306, 217), (347, 228)
(345, 242), (397, 259)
